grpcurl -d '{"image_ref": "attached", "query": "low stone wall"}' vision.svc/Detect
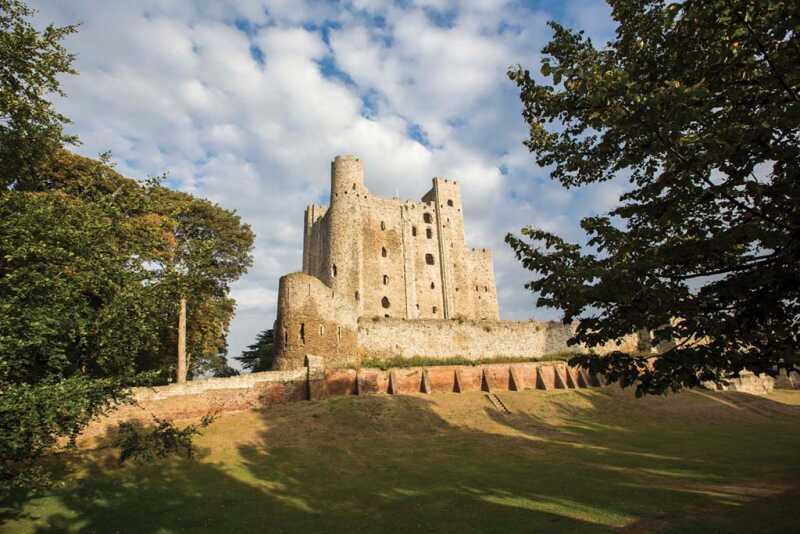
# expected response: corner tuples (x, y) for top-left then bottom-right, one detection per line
(83, 359), (604, 436)
(356, 317), (640, 360)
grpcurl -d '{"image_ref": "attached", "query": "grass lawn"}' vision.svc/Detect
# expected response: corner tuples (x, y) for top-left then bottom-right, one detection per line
(3, 387), (800, 533)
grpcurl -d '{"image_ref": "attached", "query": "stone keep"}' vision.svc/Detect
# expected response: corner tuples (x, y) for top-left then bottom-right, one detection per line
(274, 155), (502, 369)
(273, 155), (645, 370)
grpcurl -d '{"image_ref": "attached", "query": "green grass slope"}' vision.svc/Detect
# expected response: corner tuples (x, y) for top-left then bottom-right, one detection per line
(3, 387), (800, 533)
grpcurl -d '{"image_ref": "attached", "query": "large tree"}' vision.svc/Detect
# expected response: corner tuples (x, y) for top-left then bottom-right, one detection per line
(506, 0), (799, 394)
(152, 187), (254, 382)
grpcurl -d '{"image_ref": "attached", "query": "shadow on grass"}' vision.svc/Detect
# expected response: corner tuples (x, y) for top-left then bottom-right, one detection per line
(4, 388), (800, 533)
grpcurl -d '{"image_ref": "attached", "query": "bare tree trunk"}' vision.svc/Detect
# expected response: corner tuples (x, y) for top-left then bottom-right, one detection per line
(177, 296), (187, 383)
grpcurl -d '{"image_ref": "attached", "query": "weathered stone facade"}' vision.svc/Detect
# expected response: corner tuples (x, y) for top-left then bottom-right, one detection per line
(273, 155), (634, 370)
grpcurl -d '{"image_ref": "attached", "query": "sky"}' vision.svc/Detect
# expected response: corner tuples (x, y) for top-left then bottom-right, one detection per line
(31, 0), (625, 367)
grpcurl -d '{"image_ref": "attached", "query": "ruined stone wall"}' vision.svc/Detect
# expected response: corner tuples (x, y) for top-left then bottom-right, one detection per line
(356, 317), (572, 360)
(465, 248), (500, 320)
(302, 203), (329, 280)
(357, 317), (641, 361)
(273, 272), (359, 370)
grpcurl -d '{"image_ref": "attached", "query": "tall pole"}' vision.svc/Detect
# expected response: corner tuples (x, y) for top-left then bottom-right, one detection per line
(177, 296), (187, 383)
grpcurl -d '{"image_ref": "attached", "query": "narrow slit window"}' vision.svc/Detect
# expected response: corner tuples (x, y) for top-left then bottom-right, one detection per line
(383, 275), (389, 285)
(299, 323), (305, 344)
(355, 291), (360, 301)
(425, 253), (435, 265)
(319, 324), (324, 336)
(412, 226), (417, 237)
(380, 221), (386, 231)
(337, 326), (341, 343)
(332, 264), (337, 277)
(426, 228), (433, 239)
(381, 247), (387, 258)
(430, 281), (435, 289)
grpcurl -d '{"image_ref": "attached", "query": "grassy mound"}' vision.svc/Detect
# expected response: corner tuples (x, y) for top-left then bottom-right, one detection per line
(3, 388), (800, 533)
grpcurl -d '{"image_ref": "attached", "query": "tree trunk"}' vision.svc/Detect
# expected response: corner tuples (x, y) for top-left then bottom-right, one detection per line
(177, 296), (187, 383)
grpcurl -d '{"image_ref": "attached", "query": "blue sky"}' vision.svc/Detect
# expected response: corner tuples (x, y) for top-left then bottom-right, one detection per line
(32, 0), (626, 365)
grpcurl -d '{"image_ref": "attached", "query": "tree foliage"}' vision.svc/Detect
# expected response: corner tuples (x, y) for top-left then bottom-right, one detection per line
(0, 0), (78, 189)
(507, 0), (799, 394)
(0, 2), (254, 490)
(237, 329), (275, 372)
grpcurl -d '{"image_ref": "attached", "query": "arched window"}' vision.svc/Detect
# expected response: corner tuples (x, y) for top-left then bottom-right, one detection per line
(425, 253), (435, 265)
(381, 247), (387, 258)
(383, 275), (389, 285)
(423, 213), (432, 223)
(426, 228), (433, 239)
(381, 296), (390, 308)
(430, 281), (435, 289)
(447, 199), (454, 207)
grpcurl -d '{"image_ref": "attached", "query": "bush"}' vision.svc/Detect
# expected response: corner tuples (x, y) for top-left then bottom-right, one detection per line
(115, 413), (217, 465)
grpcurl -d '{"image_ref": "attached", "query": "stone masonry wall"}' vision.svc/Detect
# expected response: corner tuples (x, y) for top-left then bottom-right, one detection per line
(357, 317), (641, 360)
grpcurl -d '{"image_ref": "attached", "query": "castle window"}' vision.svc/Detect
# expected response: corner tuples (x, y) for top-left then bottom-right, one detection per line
(426, 228), (432, 239)
(430, 281), (435, 289)
(384, 314), (390, 318)
(380, 221), (386, 231)
(432, 306), (438, 314)
(447, 199), (454, 207)
(284, 330), (288, 344)
(383, 275), (389, 285)
(319, 324), (325, 336)
(423, 213), (432, 223)
(352, 183), (356, 190)
(355, 291), (360, 301)
(485, 286), (489, 292)
(337, 326), (341, 343)
(299, 323), (305, 344)
(425, 253), (435, 265)
(381, 247), (387, 258)
(381, 296), (390, 309)
(475, 285), (479, 291)
(412, 226), (417, 237)
(332, 264), (337, 277)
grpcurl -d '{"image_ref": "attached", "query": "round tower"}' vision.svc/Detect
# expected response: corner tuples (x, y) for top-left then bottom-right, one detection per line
(331, 154), (364, 197)
(325, 155), (364, 312)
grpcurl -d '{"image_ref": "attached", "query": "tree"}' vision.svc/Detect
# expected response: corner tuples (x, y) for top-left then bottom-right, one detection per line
(506, 0), (799, 395)
(152, 188), (254, 382)
(237, 329), (275, 372)
(0, 0), (78, 189)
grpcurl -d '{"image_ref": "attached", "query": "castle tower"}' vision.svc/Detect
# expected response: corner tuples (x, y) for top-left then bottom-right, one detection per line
(325, 155), (364, 312)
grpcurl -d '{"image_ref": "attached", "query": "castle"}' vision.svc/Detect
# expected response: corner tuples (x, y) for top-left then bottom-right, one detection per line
(273, 155), (637, 370)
